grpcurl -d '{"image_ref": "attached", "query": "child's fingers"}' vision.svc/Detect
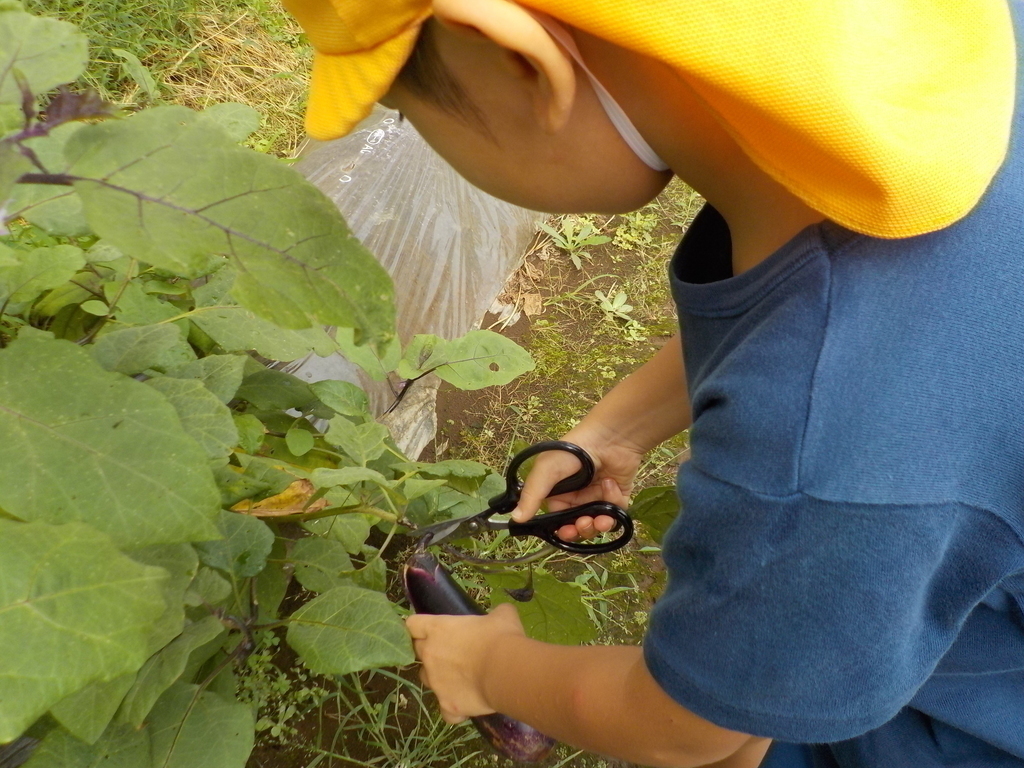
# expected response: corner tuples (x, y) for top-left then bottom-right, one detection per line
(544, 483), (607, 512)
(555, 512), (620, 542)
(512, 450), (585, 522)
(553, 481), (631, 542)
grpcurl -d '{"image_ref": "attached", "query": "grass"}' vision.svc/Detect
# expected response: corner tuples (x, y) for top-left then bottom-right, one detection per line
(27, 0), (310, 155)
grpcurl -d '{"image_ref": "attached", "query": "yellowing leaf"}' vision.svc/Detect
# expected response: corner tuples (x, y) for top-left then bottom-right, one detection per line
(231, 479), (328, 518)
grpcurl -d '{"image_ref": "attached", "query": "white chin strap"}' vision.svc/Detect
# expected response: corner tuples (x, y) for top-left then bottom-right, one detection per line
(530, 12), (670, 173)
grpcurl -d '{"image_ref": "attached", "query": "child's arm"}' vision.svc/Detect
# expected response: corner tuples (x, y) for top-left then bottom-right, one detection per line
(407, 603), (764, 768)
(513, 336), (691, 527)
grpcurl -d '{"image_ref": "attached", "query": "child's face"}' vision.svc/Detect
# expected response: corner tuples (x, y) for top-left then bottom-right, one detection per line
(382, 20), (671, 214)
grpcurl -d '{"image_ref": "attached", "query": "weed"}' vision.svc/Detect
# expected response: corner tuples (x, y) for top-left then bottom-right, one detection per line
(539, 216), (612, 269)
(593, 288), (647, 342)
(593, 289), (634, 323)
(306, 669), (484, 768)
(613, 209), (659, 252)
(236, 630), (332, 744)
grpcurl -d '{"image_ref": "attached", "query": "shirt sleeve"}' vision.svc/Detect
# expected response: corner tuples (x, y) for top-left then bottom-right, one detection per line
(643, 462), (1024, 742)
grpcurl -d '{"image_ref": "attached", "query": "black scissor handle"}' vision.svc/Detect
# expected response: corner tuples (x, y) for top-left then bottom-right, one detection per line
(487, 440), (595, 514)
(506, 501), (634, 554)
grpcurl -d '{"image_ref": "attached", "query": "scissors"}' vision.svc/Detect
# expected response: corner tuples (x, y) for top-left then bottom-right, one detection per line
(411, 441), (634, 554)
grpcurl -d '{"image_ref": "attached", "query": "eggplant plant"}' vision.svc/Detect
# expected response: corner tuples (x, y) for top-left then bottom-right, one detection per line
(0, 5), (589, 766)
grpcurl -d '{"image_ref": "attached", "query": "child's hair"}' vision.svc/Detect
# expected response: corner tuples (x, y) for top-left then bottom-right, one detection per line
(395, 19), (488, 129)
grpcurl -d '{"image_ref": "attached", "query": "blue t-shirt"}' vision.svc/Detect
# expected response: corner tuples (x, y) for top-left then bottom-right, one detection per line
(643, 2), (1024, 765)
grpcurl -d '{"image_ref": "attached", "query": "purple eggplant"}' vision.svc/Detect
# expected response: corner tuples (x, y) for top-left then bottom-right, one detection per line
(404, 551), (557, 763)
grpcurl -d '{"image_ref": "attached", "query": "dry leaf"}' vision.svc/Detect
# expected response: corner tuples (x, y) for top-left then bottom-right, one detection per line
(522, 293), (543, 316)
(232, 479), (328, 517)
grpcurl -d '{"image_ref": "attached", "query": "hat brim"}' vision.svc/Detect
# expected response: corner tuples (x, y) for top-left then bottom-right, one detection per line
(305, 25), (420, 140)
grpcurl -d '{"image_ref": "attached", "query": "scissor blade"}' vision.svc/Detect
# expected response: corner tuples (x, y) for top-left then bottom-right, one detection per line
(411, 515), (486, 546)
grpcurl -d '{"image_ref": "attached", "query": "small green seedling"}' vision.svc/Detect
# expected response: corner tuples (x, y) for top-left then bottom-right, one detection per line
(594, 289), (647, 342)
(594, 289), (634, 322)
(539, 217), (612, 269)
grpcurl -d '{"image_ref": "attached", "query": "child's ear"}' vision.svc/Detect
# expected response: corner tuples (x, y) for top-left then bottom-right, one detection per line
(432, 0), (576, 133)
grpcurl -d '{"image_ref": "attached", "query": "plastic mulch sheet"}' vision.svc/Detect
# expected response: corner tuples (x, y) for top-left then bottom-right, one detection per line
(282, 107), (543, 457)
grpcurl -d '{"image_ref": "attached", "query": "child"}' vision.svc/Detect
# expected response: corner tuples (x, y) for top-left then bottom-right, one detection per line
(282, 0), (1024, 765)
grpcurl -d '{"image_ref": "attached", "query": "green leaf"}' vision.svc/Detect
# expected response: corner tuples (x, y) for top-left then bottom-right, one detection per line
(0, 338), (220, 546)
(147, 377), (239, 459)
(85, 240), (124, 263)
(285, 425), (315, 456)
(232, 413), (265, 454)
(323, 416), (389, 465)
(64, 106), (395, 344)
(0, 520), (169, 742)
(310, 379), (369, 419)
(212, 464), (270, 507)
(396, 330), (534, 390)
(335, 326), (400, 381)
(350, 549), (387, 593)
(126, 543), (200, 655)
(12, 325), (53, 342)
(200, 103), (261, 142)
(183, 566), (231, 607)
(144, 279), (190, 296)
(0, 242), (85, 304)
(254, 537), (289, 620)
(436, 330), (535, 390)
(234, 368), (318, 411)
(6, 123), (89, 236)
(91, 323), (181, 375)
(98, 284), (196, 370)
(148, 683), (254, 768)
(400, 477), (448, 500)
(396, 459), (490, 479)
(0, 5), (87, 101)
(111, 48), (158, 100)
(191, 304), (337, 362)
(629, 486), (680, 544)
(396, 334), (445, 379)
(108, 280), (181, 326)
(303, 513), (373, 554)
(22, 722), (151, 768)
(0, 102), (20, 133)
(195, 510), (274, 579)
(488, 572), (597, 645)
(49, 673), (136, 745)
(286, 585), (413, 675)
(79, 299), (108, 315)
(118, 615), (226, 728)
(236, 454), (304, 494)
(310, 465), (390, 489)
(0, 142), (31, 209)
(395, 459), (492, 495)
(292, 536), (354, 594)
(166, 354), (246, 404)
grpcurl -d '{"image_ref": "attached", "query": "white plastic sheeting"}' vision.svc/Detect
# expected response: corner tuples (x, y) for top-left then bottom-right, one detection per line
(283, 107), (543, 457)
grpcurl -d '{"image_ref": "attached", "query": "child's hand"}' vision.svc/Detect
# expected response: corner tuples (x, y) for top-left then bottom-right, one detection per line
(512, 426), (642, 541)
(406, 603), (526, 723)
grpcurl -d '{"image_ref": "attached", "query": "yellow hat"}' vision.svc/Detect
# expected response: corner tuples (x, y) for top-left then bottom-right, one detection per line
(282, 0), (430, 140)
(284, 0), (1017, 238)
